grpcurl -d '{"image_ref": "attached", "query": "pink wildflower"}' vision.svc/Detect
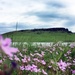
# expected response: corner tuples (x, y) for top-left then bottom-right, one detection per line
(0, 35), (19, 57)
(20, 66), (25, 70)
(72, 70), (75, 74)
(42, 69), (48, 75)
(22, 57), (27, 63)
(14, 55), (20, 61)
(41, 51), (45, 56)
(24, 64), (41, 73)
(0, 60), (2, 63)
(33, 58), (40, 62)
(19, 53), (23, 57)
(25, 65), (31, 71)
(69, 43), (75, 48)
(30, 64), (41, 72)
(48, 66), (52, 68)
(40, 60), (46, 65)
(57, 60), (67, 72)
(22, 56), (30, 63)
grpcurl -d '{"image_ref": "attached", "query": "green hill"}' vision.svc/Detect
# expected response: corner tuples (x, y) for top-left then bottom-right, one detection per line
(2, 28), (75, 42)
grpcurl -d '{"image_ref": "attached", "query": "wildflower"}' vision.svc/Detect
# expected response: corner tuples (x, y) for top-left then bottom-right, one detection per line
(42, 69), (47, 75)
(40, 60), (46, 65)
(69, 43), (75, 48)
(67, 50), (71, 55)
(22, 56), (30, 63)
(2, 45), (19, 57)
(73, 59), (75, 63)
(57, 60), (67, 72)
(22, 57), (27, 63)
(11, 61), (17, 68)
(19, 53), (23, 57)
(33, 58), (40, 62)
(41, 51), (45, 56)
(20, 66), (25, 70)
(72, 70), (75, 74)
(27, 56), (30, 62)
(25, 65), (31, 71)
(0, 35), (19, 57)
(30, 64), (38, 72)
(14, 55), (20, 61)
(24, 64), (41, 73)
(0, 60), (2, 64)
(48, 66), (52, 68)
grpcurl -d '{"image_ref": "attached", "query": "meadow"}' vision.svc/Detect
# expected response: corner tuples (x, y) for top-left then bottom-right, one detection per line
(0, 31), (75, 75)
(2, 31), (75, 42)
(0, 35), (75, 75)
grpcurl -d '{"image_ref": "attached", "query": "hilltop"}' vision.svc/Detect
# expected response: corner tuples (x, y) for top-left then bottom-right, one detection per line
(26, 28), (72, 33)
(2, 27), (75, 42)
(3, 27), (72, 35)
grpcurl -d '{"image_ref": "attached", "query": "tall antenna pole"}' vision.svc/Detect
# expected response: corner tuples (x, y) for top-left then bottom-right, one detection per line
(16, 22), (18, 31)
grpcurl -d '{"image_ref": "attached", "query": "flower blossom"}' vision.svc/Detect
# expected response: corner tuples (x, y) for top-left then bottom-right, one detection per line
(57, 60), (67, 72)
(0, 35), (19, 57)
(40, 60), (46, 65)
(42, 69), (48, 75)
(20, 64), (41, 73)
(72, 70), (75, 74)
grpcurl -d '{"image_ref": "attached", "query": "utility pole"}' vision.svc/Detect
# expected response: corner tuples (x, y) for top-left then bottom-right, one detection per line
(16, 22), (18, 31)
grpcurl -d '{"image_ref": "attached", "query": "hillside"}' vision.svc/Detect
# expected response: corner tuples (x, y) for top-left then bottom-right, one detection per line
(3, 27), (72, 34)
(2, 27), (75, 42)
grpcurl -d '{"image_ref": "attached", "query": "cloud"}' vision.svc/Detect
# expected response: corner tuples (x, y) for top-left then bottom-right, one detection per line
(69, 25), (75, 32)
(0, 0), (75, 33)
(0, 22), (40, 34)
(46, 1), (65, 8)
(65, 19), (75, 27)
(26, 9), (75, 28)
(27, 11), (70, 21)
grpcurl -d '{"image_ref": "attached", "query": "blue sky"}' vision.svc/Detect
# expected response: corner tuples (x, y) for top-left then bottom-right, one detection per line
(0, 0), (75, 34)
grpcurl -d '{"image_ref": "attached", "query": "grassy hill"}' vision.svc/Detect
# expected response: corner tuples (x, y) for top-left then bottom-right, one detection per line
(2, 28), (75, 42)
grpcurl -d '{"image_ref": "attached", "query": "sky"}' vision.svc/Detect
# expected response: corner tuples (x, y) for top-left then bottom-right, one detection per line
(0, 0), (75, 34)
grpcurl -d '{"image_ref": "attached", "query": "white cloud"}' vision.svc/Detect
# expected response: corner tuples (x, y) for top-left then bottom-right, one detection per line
(0, 0), (75, 33)
(0, 0), (46, 23)
(56, 0), (75, 16)
(68, 25), (75, 32)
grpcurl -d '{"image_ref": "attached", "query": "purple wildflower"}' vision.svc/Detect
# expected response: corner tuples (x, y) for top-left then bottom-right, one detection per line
(72, 70), (75, 74)
(57, 60), (67, 72)
(11, 61), (17, 68)
(0, 35), (19, 57)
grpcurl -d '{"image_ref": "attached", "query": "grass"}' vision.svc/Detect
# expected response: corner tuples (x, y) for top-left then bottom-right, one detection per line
(2, 31), (75, 42)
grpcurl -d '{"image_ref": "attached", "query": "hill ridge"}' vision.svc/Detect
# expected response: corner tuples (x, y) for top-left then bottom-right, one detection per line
(3, 27), (72, 35)
(20, 27), (72, 33)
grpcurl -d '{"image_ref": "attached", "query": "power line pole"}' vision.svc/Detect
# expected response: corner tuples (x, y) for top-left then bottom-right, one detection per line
(16, 22), (18, 31)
